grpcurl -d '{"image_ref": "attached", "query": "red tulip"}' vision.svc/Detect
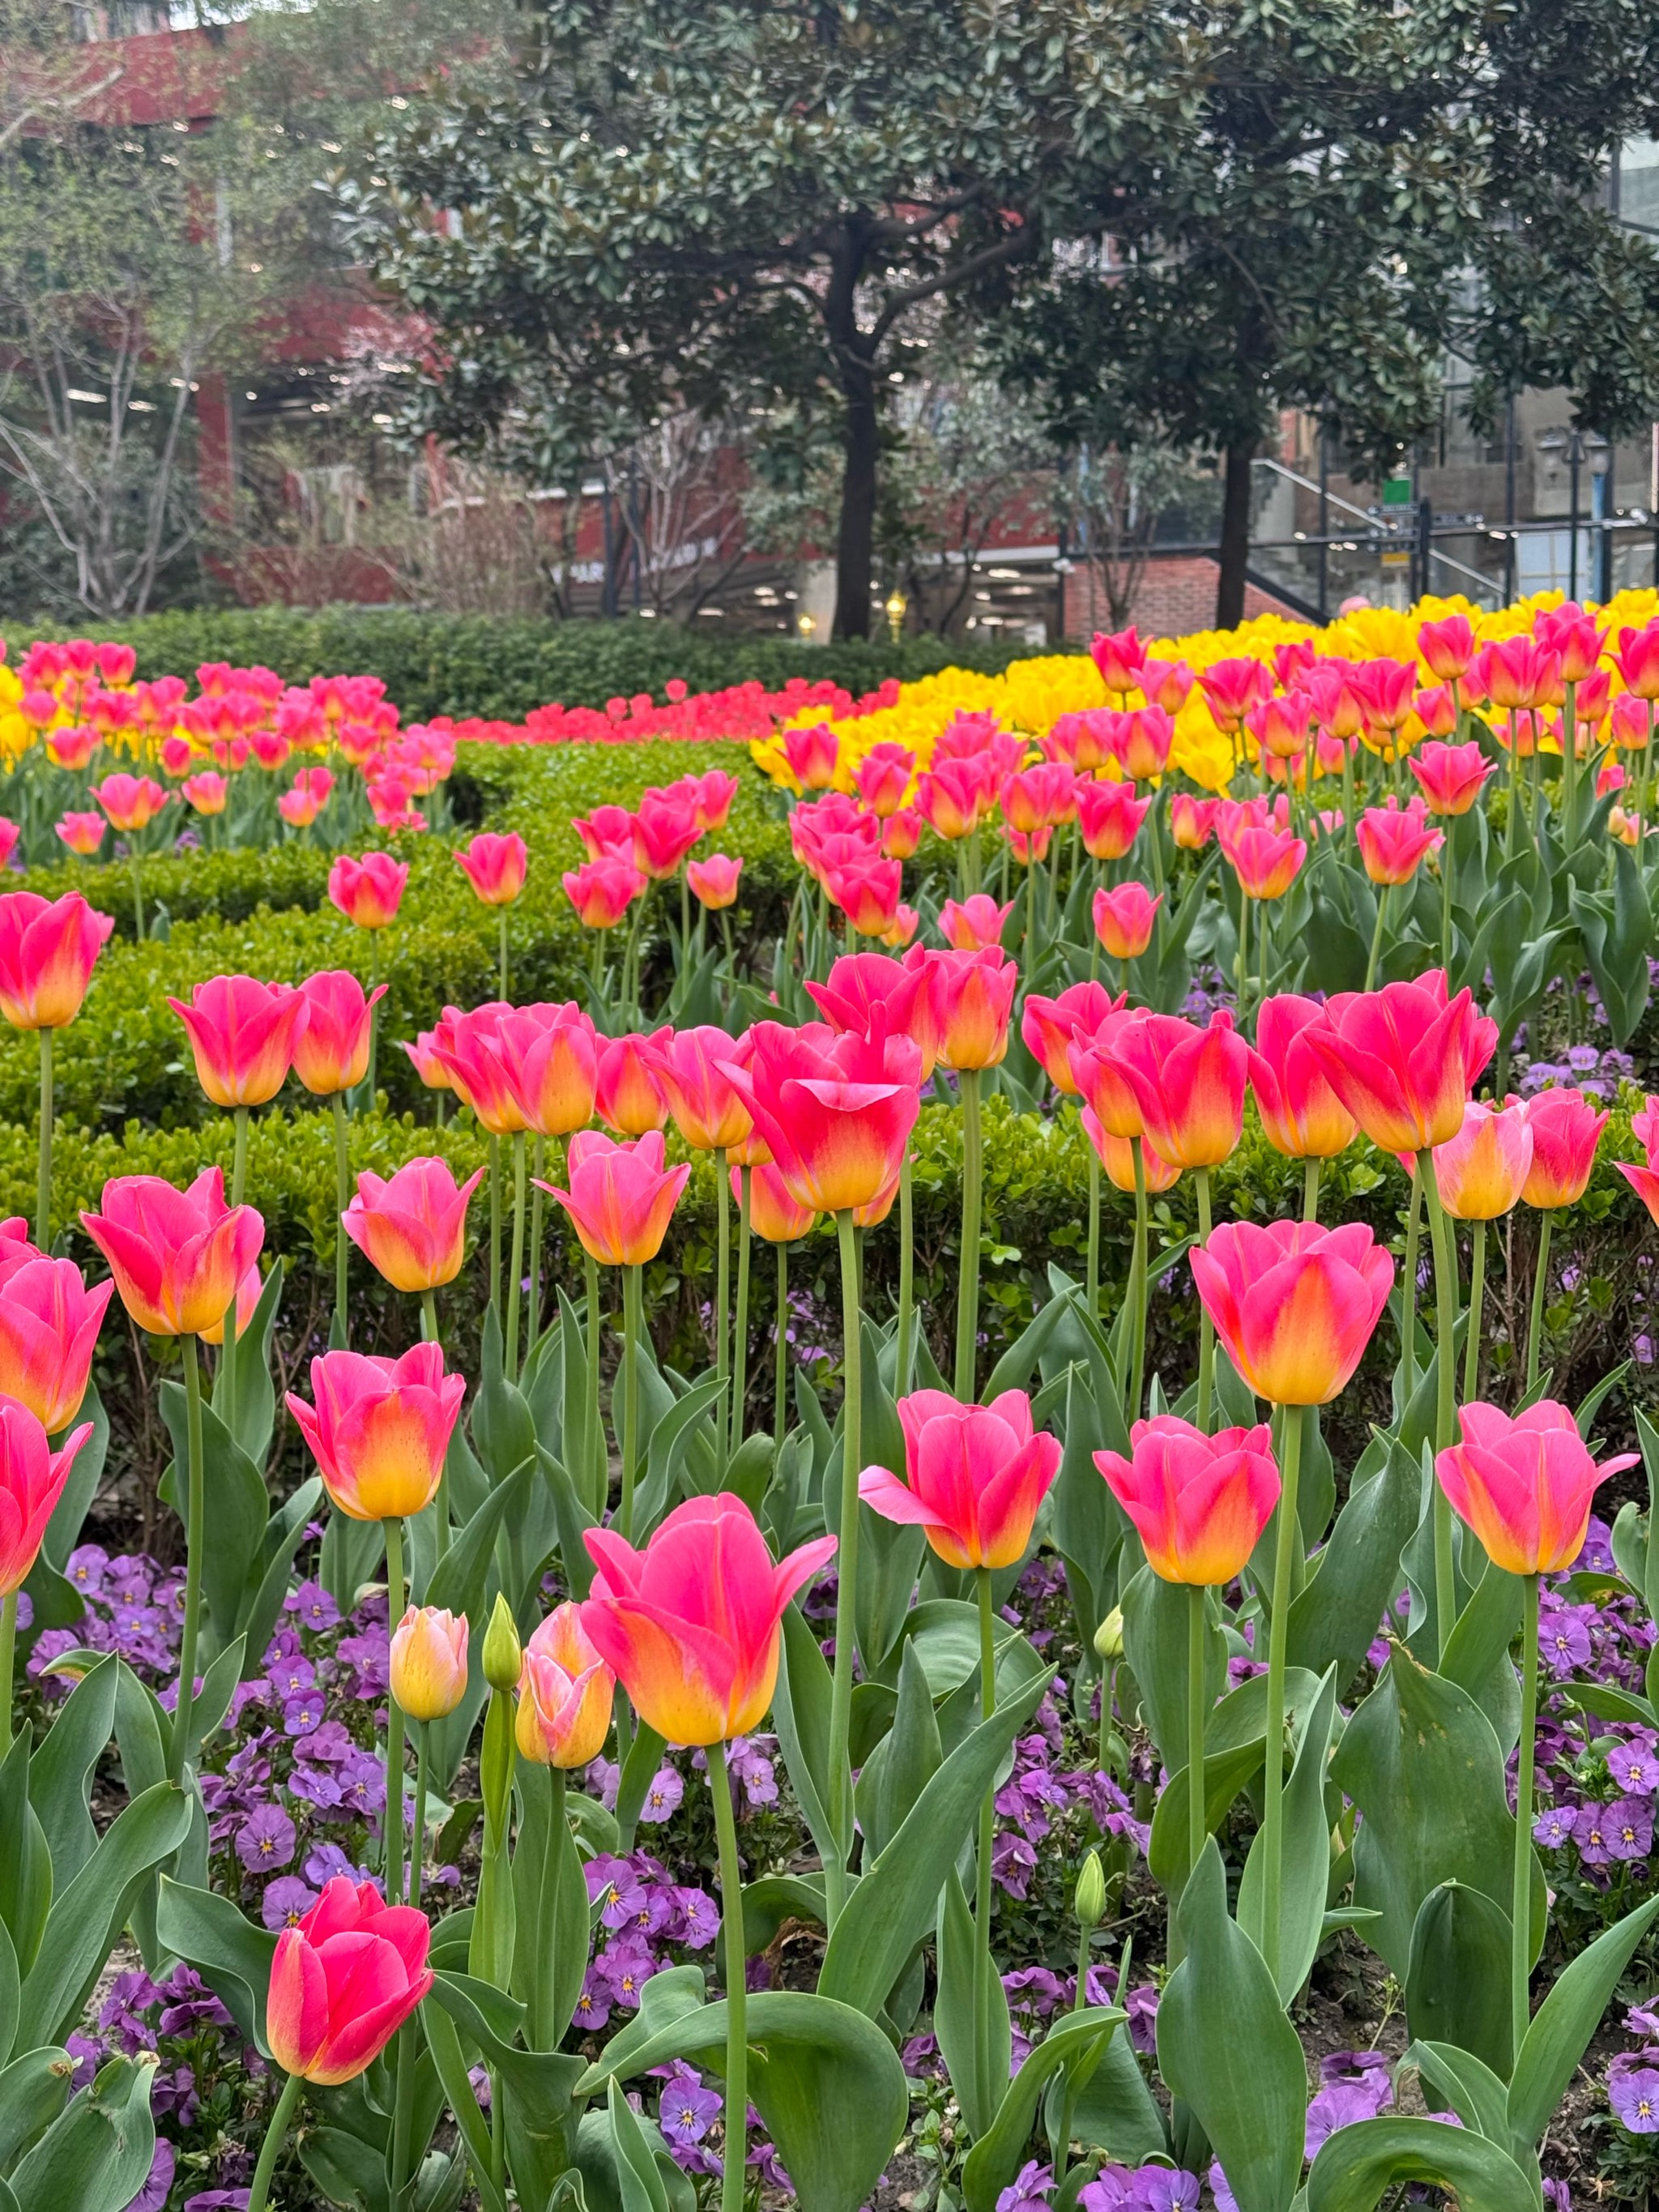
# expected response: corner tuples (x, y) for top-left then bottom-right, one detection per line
(1110, 1011), (1248, 1171)
(1020, 980), (1124, 1096)
(940, 895), (1013, 952)
(1090, 626), (1146, 696)
(582, 1492), (837, 1744)
(292, 971), (387, 1098)
(1407, 740), (1495, 816)
(1095, 1414), (1280, 1585)
(859, 1387), (1061, 1570)
(1169, 794), (1219, 851)
(0, 1399), (92, 1597)
(0, 891), (113, 1030)
(342, 1157), (486, 1294)
(1418, 614), (1477, 681)
(1302, 970), (1497, 1154)
(515, 1603), (615, 1766)
(286, 1343), (464, 1522)
(595, 1028), (672, 1136)
(1533, 604), (1607, 685)
(1190, 1219), (1394, 1404)
(267, 1877), (433, 2086)
(1356, 796), (1443, 886)
(1197, 656), (1272, 730)
(539, 1129), (690, 1266)
(632, 791), (703, 881)
(1435, 1399), (1637, 1576)
(739, 1160), (817, 1243)
(1522, 1088), (1608, 1209)
(1247, 994), (1357, 1159)
(1075, 777), (1149, 860)
(564, 857), (643, 929)
(1431, 1100), (1533, 1220)
(328, 853), (409, 931)
(1092, 882), (1162, 960)
(719, 1017), (920, 1215)
(0, 1257), (112, 1432)
(81, 1167), (265, 1338)
(687, 853), (743, 910)
(931, 946), (1018, 1072)
(454, 831), (527, 907)
(645, 1025), (753, 1151)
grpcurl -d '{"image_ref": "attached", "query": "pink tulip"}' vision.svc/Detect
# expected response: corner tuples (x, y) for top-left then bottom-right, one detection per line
(286, 1343), (464, 1522)
(81, 1167), (265, 1338)
(852, 744), (915, 818)
(1522, 1088), (1608, 1210)
(1110, 1011), (1249, 1171)
(595, 1029), (672, 1136)
(91, 774), (168, 834)
(740, 1160), (817, 1243)
(55, 813), (105, 858)
(0, 1257), (112, 1433)
(328, 853), (409, 931)
(720, 1018), (920, 1216)
(292, 971), (387, 1098)
(1190, 1219), (1394, 1405)
(1436, 1399), (1637, 1576)
(1170, 794), (1219, 850)
(807, 952), (937, 1075)
(564, 857), (643, 929)
(781, 723), (838, 792)
(167, 975), (302, 1109)
(1356, 796), (1442, 886)
(1431, 1100), (1533, 1220)
(454, 831), (527, 907)
(1090, 626), (1146, 695)
(1247, 994), (1357, 1159)
(928, 946), (1019, 1072)
(645, 1026), (754, 1152)
(182, 771), (228, 818)
(581, 1492), (837, 1745)
(515, 1602), (616, 1766)
(1094, 1415), (1280, 1586)
(267, 1877), (433, 2086)
(859, 1388), (1061, 1570)
(1303, 969), (1498, 1154)
(940, 894), (1013, 951)
(539, 1129), (690, 1266)
(1409, 740), (1495, 817)
(0, 1399), (93, 1596)
(1093, 882), (1162, 961)
(342, 1157), (486, 1295)
(0, 891), (113, 1029)
(687, 853), (743, 910)
(1020, 980), (1124, 1096)
(1076, 778), (1149, 860)
(825, 856), (902, 937)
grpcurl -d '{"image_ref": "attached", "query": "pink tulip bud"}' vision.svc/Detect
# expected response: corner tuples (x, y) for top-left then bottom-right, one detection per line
(286, 1343), (464, 1522)
(267, 1877), (433, 2086)
(539, 1129), (690, 1267)
(1436, 1400), (1636, 1577)
(1095, 1415), (1280, 1586)
(342, 1157), (486, 1294)
(514, 1603), (615, 1766)
(861, 1388), (1061, 1570)
(0, 891), (113, 1029)
(81, 1167), (265, 1338)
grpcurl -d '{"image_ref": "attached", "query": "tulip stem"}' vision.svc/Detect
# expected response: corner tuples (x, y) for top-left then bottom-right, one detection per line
(622, 1264), (642, 1543)
(1302, 1156), (1321, 1226)
(731, 1167), (752, 1460)
(1439, 828), (1455, 970)
(245, 2070), (304, 2212)
(1400, 1164), (1421, 1400)
(1464, 1219), (1486, 1405)
(707, 1738), (748, 2212)
(1418, 1157), (1461, 1661)
(488, 1135), (501, 1317)
(1085, 1140), (1101, 1326)
(366, 937), (381, 1101)
(1527, 1215), (1552, 1394)
(1563, 679), (1578, 836)
(535, 1766), (566, 2048)
(975, 1564), (998, 2124)
(169, 1334), (207, 1787)
(1187, 1582), (1207, 1898)
(1259, 1400), (1303, 1991)
(1363, 885), (1388, 993)
(224, 1104), (249, 1441)
(331, 1093), (351, 1344)
(1513, 1573), (1539, 2058)
(954, 1070), (983, 1401)
(35, 1027), (51, 1251)
(383, 1515), (407, 1905)
(410, 1723), (429, 1907)
(715, 1158), (731, 1473)
(896, 1149), (915, 1392)
(1129, 1138), (1149, 1428)
(528, 1138), (546, 1362)
(825, 1208), (862, 1926)
(1194, 1167), (1213, 1433)
(0, 1591), (16, 1761)
(498, 907), (510, 1001)
(584, 1253), (605, 1518)
(774, 1241), (791, 1449)
(1235, 889), (1251, 1017)
(505, 1131), (527, 1379)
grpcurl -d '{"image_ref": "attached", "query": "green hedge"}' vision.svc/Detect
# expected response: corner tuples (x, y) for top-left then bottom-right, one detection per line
(12, 609), (1054, 724)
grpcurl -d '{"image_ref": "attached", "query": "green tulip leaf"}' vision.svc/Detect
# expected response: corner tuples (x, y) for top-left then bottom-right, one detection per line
(8, 2052), (157, 2212)
(1405, 1881), (1515, 2081)
(1507, 1889), (1659, 2148)
(1238, 1664), (1338, 2003)
(961, 2007), (1124, 2212)
(1304, 2116), (1540, 2211)
(154, 1877), (277, 2052)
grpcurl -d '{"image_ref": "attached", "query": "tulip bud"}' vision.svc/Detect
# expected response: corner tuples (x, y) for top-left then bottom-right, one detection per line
(390, 1605), (470, 1721)
(1094, 1607), (1124, 1662)
(481, 1591), (522, 1691)
(1074, 1850), (1106, 1931)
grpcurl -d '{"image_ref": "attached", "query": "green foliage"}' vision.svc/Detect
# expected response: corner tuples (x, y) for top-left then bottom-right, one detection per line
(15, 610), (1037, 722)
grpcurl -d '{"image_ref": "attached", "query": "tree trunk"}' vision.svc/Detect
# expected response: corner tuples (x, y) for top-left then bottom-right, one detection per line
(1215, 439), (1256, 629)
(833, 359), (878, 639)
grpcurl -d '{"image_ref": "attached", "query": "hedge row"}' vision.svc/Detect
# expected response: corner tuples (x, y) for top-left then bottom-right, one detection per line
(2, 741), (798, 1129)
(13, 609), (1050, 723)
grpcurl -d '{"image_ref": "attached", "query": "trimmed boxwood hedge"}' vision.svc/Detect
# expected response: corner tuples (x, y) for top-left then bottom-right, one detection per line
(15, 609), (1055, 724)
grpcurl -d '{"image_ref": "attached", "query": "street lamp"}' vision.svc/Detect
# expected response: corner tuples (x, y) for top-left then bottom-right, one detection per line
(884, 587), (908, 643)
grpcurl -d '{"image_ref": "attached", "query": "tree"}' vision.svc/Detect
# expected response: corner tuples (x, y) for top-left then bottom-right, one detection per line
(340, 0), (1132, 638)
(991, 0), (1659, 625)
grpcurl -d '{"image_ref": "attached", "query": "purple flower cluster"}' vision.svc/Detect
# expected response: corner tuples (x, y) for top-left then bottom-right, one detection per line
(1082, 2167), (1201, 2212)
(991, 1694), (1147, 1902)
(29, 1546), (186, 1686)
(1609, 1998), (1659, 2133)
(575, 1849), (721, 2032)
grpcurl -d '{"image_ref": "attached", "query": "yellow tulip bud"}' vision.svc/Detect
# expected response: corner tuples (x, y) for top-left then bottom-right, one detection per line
(1094, 1607), (1124, 1663)
(389, 1604), (469, 1722)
